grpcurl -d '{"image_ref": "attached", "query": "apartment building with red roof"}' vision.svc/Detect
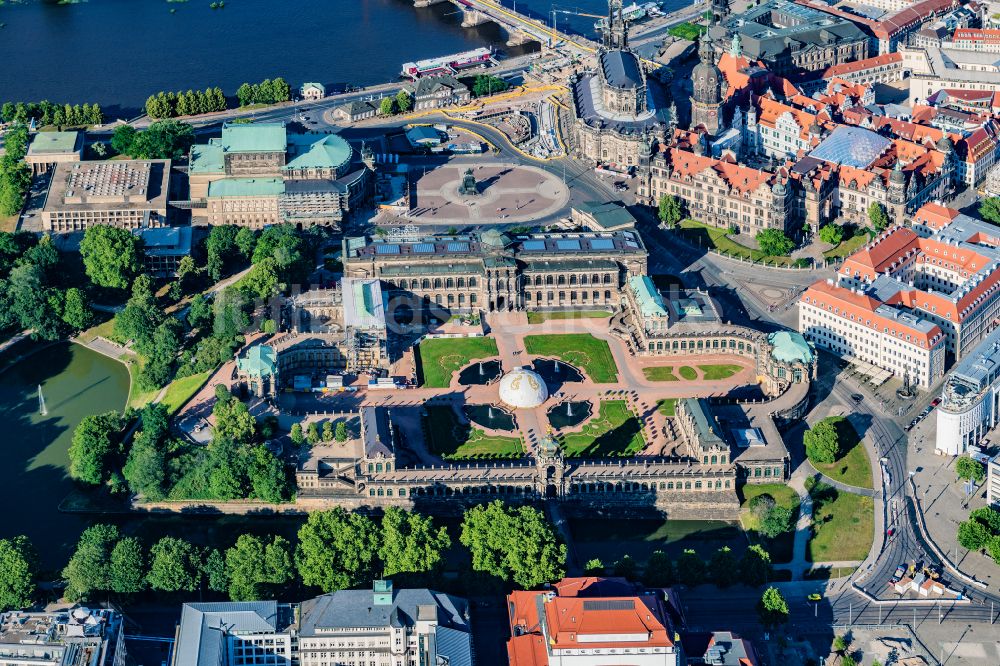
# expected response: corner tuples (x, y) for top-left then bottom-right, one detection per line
(507, 577), (681, 666)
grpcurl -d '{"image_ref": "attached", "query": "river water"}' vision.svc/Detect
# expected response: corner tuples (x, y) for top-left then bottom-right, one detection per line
(0, 342), (129, 568)
(0, 0), (615, 115)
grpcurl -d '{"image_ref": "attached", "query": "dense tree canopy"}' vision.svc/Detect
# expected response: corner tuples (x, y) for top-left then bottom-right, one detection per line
(109, 537), (146, 594)
(225, 534), (294, 601)
(379, 507), (451, 578)
(114, 120), (195, 160)
(147, 537), (202, 593)
(296, 508), (380, 592)
(956, 457), (985, 483)
(79, 225), (144, 291)
(459, 501), (566, 589)
(757, 586), (789, 627)
(868, 202), (889, 233)
(0, 536), (37, 611)
(755, 229), (795, 257)
(68, 411), (125, 486)
(657, 194), (683, 228)
(804, 416), (845, 464)
(62, 524), (121, 600)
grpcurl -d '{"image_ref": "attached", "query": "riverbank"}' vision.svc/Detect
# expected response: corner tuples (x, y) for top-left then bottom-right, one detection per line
(0, 0), (532, 113)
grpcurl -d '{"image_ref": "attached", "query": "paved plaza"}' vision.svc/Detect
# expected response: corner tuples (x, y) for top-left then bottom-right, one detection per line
(408, 163), (569, 224)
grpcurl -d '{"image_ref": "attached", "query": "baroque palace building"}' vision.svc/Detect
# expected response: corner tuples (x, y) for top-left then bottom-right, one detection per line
(342, 228), (648, 313)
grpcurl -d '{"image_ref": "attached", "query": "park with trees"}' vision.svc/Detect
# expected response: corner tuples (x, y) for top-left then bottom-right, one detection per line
(0, 495), (795, 613)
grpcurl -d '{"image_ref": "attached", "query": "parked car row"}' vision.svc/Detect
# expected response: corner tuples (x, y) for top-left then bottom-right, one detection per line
(906, 401), (938, 431)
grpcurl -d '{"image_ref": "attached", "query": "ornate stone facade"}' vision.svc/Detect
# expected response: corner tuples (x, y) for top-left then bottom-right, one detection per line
(343, 229), (647, 314)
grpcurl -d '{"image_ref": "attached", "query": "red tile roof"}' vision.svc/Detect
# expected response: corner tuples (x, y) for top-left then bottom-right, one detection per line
(821, 52), (902, 79)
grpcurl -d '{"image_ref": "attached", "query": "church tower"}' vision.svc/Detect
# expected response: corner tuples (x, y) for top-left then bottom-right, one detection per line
(690, 35), (723, 136)
(603, 0), (628, 50)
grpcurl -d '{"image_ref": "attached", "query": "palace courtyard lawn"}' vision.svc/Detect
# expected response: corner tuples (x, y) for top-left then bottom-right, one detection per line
(523, 333), (619, 383)
(417, 337), (499, 388)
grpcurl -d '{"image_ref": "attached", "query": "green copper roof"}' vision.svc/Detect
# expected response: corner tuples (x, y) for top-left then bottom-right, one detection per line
(236, 345), (277, 378)
(629, 275), (668, 318)
(575, 201), (636, 229)
(28, 131), (80, 155)
(768, 330), (814, 364)
(189, 140), (225, 174)
(208, 178), (285, 198)
(221, 122), (287, 153)
(284, 133), (352, 171)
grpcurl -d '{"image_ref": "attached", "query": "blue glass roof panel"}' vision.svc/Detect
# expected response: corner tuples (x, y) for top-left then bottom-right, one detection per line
(375, 244), (400, 255)
(522, 240), (547, 251)
(412, 243), (435, 253)
(446, 242), (470, 252)
(590, 238), (615, 250)
(809, 125), (892, 169)
(556, 239), (581, 250)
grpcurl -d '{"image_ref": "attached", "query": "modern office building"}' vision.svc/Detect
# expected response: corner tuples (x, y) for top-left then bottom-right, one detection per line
(25, 130), (83, 175)
(988, 454), (1000, 506)
(297, 581), (473, 666)
(172, 582), (473, 666)
(0, 607), (125, 666)
(172, 601), (297, 666)
(935, 325), (1000, 455)
(41, 159), (171, 232)
(507, 577), (681, 666)
(133, 226), (192, 277)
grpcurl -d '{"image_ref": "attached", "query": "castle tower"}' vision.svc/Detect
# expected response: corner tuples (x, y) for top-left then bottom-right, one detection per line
(690, 35), (723, 136)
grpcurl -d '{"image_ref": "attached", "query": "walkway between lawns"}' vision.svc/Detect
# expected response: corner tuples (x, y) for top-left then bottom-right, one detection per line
(777, 461), (871, 579)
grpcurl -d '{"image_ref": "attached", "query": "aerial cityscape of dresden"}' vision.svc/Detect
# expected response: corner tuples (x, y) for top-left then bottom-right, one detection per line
(6, 0), (1000, 663)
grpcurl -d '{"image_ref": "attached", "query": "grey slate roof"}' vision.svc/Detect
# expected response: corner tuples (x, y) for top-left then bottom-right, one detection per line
(600, 49), (644, 89)
(298, 588), (470, 635)
(175, 602), (280, 666)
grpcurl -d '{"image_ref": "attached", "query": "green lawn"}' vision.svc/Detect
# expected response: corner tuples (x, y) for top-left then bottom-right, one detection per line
(657, 398), (677, 417)
(559, 400), (645, 457)
(126, 356), (159, 409)
(424, 405), (523, 460)
(668, 21), (706, 41)
(523, 333), (619, 383)
(807, 479), (874, 562)
(526, 310), (611, 324)
(678, 366), (698, 380)
(698, 363), (743, 380)
(739, 483), (801, 564)
(822, 231), (869, 260)
(77, 317), (117, 344)
(160, 371), (212, 415)
(677, 220), (802, 267)
(643, 366), (678, 381)
(810, 419), (873, 489)
(417, 337), (499, 388)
